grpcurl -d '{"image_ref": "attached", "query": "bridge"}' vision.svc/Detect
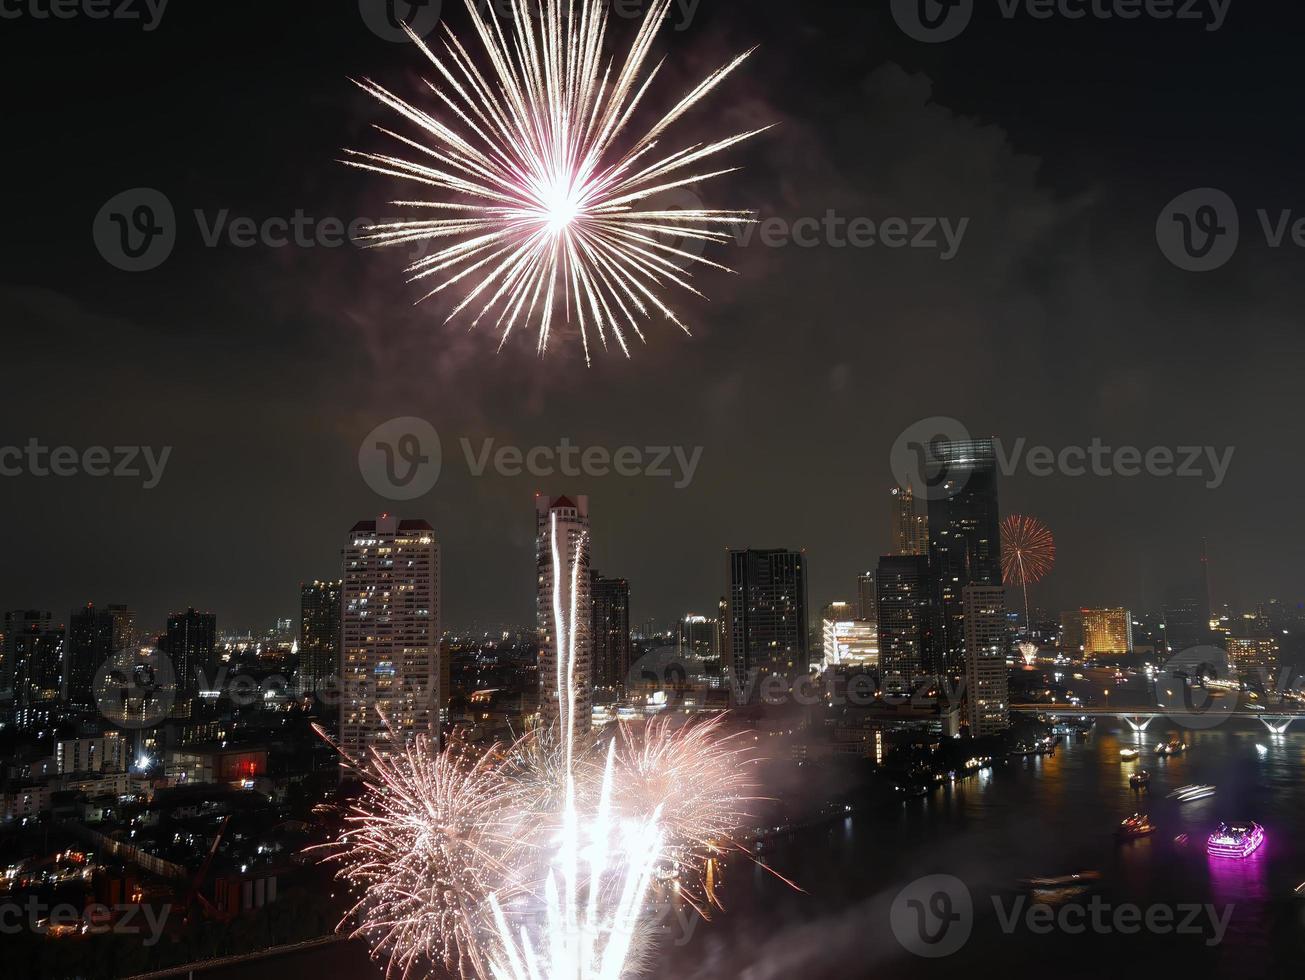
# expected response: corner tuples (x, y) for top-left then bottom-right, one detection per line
(1009, 704), (1305, 735)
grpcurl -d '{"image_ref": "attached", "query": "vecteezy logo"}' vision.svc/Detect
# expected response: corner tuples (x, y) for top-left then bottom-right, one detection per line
(1156, 188), (1239, 272)
(890, 874), (973, 957)
(890, 0), (974, 43)
(359, 417), (442, 500)
(1154, 645), (1237, 730)
(359, 0), (444, 42)
(93, 188), (176, 272)
(94, 649), (176, 729)
(890, 416), (973, 501)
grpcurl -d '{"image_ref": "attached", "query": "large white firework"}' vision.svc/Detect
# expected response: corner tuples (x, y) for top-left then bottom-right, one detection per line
(346, 0), (765, 362)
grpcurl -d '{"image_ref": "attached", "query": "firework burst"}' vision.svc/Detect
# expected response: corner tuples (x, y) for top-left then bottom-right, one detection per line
(347, 0), (766, 363)
(1001, 514), (1056, 627)
(321, 512), (758, 979)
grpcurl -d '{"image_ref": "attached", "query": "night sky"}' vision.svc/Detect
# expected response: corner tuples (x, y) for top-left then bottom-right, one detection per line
(4, 0), (1305, 634)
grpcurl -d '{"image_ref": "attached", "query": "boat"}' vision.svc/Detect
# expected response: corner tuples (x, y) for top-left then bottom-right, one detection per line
(1130, 770), (1150, 789)
(1206, 821), (1265, 859)
(1170, 784), (1216, 803)
(1119, 748), (1140, 760)
(1116, 813), (1157, 839)
(1155, 737), (1188, 756)
(1017, 871), (1102, 889)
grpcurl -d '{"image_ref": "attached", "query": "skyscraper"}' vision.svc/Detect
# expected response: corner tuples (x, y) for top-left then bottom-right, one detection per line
(875, 555), (934, 689)
(962, 584), (1009, 736)
(890, 486), (929, 556)
(3, 611), (64, 730)
(163, 608), (217, 715)
(536, 495), (592, 736)
(925, 438), (1003, 677)
(341, 515), (441, 765)
(590, 572), (631, 692)
(857, 572), (877, 624)
(726, 549), (809, 700)
(300, 580), (342, 697)
(66, 603), (133, 710)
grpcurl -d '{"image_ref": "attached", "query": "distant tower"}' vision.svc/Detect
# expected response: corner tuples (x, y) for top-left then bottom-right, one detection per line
(590, 572), (630, 692)
(857, 572), (877, 625)
(536, 495), (592, 737)
(341, 515), (441, 767)
(726, 549), (809, 701)
(890, 486), (929, 557)
(163, 608), (217, 717)
(300, 580), (342, 697)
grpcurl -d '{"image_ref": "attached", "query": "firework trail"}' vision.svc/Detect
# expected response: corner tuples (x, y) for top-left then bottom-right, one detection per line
(346, 0), (766, 363)
(321, 512), (756, 979)
(1000, 514), (1056, 628)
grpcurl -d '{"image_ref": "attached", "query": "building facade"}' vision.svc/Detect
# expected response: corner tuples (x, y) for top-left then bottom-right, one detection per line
(1080, 608), (1133, 659)
(341, 515), (441, 766)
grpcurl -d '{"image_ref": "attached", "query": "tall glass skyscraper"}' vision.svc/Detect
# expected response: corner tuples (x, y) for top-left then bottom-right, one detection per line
(925, 438), (1003, 677)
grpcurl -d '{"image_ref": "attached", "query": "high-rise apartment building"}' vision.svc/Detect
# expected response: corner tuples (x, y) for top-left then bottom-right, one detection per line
(163, 608), (217, 716)
(3, 611), (65, 730)
(536, 495), (592, 736)
(300, 580), (342, 697)
(963, 584), (1009, 736)
(890, 486), (929, 557)
(590, 572), (630, 692)
(66, 603), (133, 710)
(341, 515), (441, 766)
(875, 555), (934, 688)
(726, 549), (809, 700)
(925, 439), (1003, 677)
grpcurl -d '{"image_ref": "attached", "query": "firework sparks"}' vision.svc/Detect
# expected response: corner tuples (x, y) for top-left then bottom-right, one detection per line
(345, 0), (765, 363)
(321, 511), (756, 979)
(1001, 514), (1056, 627)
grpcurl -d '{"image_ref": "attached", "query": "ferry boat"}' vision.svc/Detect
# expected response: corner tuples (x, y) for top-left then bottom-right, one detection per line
(1170, 784), (1216, 803)
(1130, 770), (1150, 789)
(1206, 821), (1265, 859)
(1116, 813), (1157, 840)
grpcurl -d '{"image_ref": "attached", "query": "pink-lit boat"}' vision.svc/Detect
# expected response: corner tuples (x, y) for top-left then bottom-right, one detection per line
(1206, 821), (1265, 859)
